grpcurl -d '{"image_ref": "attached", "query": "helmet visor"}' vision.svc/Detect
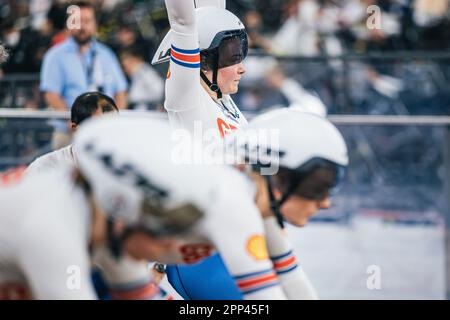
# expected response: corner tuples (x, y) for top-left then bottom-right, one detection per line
(217, 31), (248, 68)
(279, 159), (345, 202)
(202, 29), (248, 70)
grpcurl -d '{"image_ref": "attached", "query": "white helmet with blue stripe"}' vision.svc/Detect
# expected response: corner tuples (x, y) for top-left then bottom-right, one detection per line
(152, 6), (246, 66)
(152, 5), (248, 98)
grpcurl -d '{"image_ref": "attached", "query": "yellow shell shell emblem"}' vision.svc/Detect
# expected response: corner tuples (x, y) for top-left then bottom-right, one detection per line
(246, 235), (269, 260)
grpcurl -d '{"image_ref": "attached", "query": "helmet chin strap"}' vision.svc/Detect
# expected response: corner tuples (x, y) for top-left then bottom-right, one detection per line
(200, 50), (222, 99)
(264, 175), (285, 229)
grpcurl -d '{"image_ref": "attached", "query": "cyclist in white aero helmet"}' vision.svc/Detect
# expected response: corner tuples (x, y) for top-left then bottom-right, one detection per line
(166, 109), (349, 300)
(226, 109), (348, 228)
(152, 0), (248, 139)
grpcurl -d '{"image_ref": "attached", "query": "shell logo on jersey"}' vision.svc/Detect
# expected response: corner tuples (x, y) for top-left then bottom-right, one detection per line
(246, 235), (269, 261)
(180, 243), (214, 264)
(217, 118), (237, 139)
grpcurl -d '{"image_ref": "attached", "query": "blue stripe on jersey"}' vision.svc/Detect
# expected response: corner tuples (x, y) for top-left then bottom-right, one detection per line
(240, 281), (280, 295)
(171, 45), (200, 55)
(170, 56), (201, 69)
(276, 264), (298, 275)
(271, 250), (293, 261)
(234, 268), (274, 280)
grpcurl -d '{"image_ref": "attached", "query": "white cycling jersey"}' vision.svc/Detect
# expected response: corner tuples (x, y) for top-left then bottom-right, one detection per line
(24, 144), (166, 300)
(26, 145), (76, 175)
(0, 168), (95, 299)
(0, 167), (166, 300)
(73, 116), (287, 299)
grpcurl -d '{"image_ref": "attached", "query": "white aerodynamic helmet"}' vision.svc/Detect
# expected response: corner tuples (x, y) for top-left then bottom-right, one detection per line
(224, 109), (348, 226)
(73, 116), (205, 239)
(152, 6), (248, 98)
(152, 6), (247, 66)
(226, 108), (348, 171)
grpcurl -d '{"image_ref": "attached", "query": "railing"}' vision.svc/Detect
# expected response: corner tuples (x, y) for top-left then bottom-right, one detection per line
(0, 73), (41, 109)
(1, 50), (450, 113)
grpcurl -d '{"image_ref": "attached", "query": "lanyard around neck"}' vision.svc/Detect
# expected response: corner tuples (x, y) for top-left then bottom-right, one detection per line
(78, 45), (97, 86)
(215, 98), (240, 121)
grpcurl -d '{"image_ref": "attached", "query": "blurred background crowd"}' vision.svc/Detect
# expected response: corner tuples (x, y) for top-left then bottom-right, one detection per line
(1, 0), (450, 112)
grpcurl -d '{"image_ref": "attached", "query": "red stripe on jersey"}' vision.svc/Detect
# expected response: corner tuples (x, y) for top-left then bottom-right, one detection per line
(274, 256), (296, 269)
(237, 273), (278, 290)
(171, 50), (200, 63)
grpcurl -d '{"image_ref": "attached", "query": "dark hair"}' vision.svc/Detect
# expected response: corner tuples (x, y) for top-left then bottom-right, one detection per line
(66, 1), (97, 22)
(71, 92), (118, 125)
(120, 45), (145, 61)
(69, 1), (96, 11)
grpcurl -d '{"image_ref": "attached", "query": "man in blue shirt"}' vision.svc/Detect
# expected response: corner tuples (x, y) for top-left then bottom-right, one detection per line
(40, 1), (128, 150)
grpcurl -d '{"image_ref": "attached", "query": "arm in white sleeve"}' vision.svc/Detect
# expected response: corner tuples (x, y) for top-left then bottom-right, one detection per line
(194, 0), (226, 9)
(165, 0), (196, 34)
(280, 78), (327, 117)
(263, 216), (319, 300)
(17, 214), (96, 299)
(279, 78), (307, 104)
(164, 0), (202, 114)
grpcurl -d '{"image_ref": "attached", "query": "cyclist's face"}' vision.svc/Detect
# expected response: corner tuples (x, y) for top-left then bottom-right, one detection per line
(217, 62), (246, 94)
(273, 188), (331, 227)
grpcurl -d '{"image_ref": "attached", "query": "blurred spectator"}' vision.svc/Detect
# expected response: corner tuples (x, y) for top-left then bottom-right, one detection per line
(45, 1), (72, 47)
(40, 0), (128, 150)
(244, 10), (273, 53)
(0, 17), (49, 74)
(0, 43), (8, 65)
(413, 0), (449, 27)
(120, 46), (164, 111)
(110, 22), (155, 63)
(265, 65), (327, 116)
(29, 0), (52, 31)
(270, 0), (408, 55)
(271, 0), (320, 56)
(413, 0), (450, 50)
(366, 68), (404, 99)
